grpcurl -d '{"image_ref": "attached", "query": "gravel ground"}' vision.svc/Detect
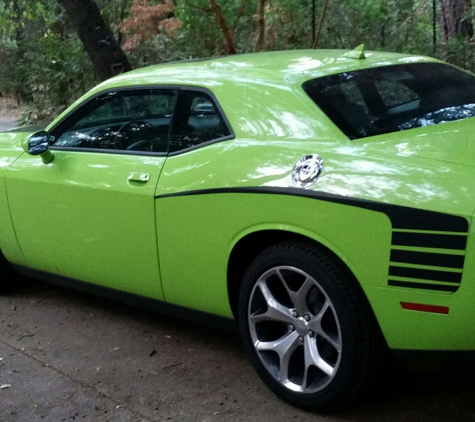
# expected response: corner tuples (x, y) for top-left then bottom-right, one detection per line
(1, 277), (475, 422)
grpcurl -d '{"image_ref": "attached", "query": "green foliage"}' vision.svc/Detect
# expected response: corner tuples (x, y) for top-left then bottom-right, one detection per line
(253, 0), (313, 50)
(174, 1), (240, 56)
(174, 0), (313, 55)
(315, 0), (433, 53)
(0, 32), (95, 122)
(0, 0), (61, 39)
(171, 0), (440, 58)
(127, 33), (190, 67)
(1, 0), (475, 124)
(441, 37), (475, 71)
(0, 0), (95, 122)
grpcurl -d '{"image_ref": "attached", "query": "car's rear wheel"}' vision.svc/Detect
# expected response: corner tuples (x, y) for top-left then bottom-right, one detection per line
(238, 242), (382, 410)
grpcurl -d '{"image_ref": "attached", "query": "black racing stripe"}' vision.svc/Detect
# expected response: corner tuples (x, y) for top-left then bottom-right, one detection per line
(385, 209), (467, 232)
(391, 232), (467, 250)
(388, 265), (462, 283)
(388, 279), (459, 292)
(156, 187), (469, 233)
(390, 249), (465, 269)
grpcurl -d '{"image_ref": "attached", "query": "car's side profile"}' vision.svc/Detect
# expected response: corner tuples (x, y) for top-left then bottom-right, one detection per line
(1, 46), (475, 410)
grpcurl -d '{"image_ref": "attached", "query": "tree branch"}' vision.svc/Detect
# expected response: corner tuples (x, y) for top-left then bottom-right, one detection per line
(313, 0), (329, 49)
(372, 0), (401, 48)
(232, 0), (248, 37)
(185, 0), (210, 13)
(208, 0), (237, 54)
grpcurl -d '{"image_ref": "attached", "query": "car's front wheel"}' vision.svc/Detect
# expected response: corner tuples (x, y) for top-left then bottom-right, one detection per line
(238, 242), (382, 410)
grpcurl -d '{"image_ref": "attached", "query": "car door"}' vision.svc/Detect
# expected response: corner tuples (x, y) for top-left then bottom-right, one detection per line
(154, 88), (235, 313)
(6, 88), (177, 299)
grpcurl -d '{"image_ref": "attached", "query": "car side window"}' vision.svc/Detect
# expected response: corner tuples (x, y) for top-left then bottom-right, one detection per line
(169, 90), (232, 153)
(50, 89), (177, 154)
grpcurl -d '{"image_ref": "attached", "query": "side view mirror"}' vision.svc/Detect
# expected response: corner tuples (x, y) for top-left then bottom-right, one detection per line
(22, 131), (54, 164)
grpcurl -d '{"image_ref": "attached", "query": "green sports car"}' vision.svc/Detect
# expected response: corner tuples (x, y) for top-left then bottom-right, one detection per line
(1, 45), (475, 410)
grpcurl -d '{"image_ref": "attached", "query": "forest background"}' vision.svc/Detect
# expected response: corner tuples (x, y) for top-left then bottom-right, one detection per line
(0, 0), (473, 123)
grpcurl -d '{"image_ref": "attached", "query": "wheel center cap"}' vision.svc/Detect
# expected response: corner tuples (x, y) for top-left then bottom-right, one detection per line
(294, 318), (308, 334)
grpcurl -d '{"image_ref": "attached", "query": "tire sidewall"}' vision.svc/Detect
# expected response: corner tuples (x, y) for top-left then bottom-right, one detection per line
(238, 244), (367, 410)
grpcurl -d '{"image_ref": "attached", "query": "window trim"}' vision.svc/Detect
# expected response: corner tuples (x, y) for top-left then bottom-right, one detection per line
(48, 85), (235, 157)
(168, 86), (235, 156)
(49, 86), (177, 156)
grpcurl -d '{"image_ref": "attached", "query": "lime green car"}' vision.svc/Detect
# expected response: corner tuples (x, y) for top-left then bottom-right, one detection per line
(1, 46), (475, 410)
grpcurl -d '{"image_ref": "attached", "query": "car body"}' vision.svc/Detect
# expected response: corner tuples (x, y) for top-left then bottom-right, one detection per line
(1, 46), (475, 409)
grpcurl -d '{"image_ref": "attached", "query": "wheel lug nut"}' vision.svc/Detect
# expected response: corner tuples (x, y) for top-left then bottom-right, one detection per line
(304, 314), (310, 321)
(298, 336), (304, 343)
(308, 330), (314, 337)
(292, 310), (298, 318)
(289, 325), (295, 331)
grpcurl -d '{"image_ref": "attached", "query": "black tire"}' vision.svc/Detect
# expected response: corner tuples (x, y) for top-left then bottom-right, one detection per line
(238, 242), (383, 411)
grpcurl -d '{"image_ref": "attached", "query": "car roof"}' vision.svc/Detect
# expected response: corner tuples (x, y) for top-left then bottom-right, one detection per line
(93, 49), (439, 94)
(49, 48), (440, 130)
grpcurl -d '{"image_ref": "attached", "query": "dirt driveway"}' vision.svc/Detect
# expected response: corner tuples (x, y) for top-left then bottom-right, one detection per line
(0, 120), (17, 132)
(1, 276), (475, 422)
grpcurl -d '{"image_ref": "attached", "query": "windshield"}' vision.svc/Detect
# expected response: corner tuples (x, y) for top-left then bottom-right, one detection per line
(303, 63), (475, 139)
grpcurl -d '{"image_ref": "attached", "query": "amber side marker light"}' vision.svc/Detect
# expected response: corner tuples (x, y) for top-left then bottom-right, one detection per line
(400, 302), (449, 314)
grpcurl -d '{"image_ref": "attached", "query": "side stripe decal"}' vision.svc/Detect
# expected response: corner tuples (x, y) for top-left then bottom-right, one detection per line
(156, 186), (469, 293)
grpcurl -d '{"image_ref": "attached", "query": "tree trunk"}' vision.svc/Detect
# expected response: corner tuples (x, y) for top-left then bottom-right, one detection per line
(254, 0), (266, 52)
(59, 0), (132, 81)
(440, 0), (473, 44)
(208, 0), (237, 54)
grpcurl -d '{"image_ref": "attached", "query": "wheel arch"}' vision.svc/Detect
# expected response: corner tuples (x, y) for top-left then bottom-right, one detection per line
(227, 229), (362, 321)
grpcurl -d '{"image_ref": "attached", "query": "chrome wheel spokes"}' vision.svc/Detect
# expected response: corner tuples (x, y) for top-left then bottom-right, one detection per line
(248, 266), (342, 393)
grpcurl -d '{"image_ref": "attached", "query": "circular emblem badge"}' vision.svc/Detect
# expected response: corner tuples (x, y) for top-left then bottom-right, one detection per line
(291, 154), (324, 188)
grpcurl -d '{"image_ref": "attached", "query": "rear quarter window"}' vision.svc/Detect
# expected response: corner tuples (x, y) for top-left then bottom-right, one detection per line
(302, 63), (475, 139)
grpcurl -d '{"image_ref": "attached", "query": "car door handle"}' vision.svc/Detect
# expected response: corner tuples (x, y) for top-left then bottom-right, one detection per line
(128, 172), (150, 183)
